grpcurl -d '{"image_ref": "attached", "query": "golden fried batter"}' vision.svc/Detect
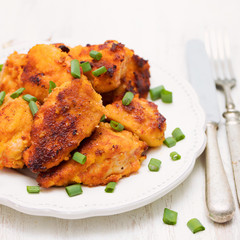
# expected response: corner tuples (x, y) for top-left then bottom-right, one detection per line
(0, 94), (34, 169)
(23, 75), (104, 172)
(20, 44), (73, 102)
(37, 123), (148, 188)
(0, 51), (27, 93)
(69, 40), (133, 93)
(105, 96), (166, 147)
(102, 54), (150, 105)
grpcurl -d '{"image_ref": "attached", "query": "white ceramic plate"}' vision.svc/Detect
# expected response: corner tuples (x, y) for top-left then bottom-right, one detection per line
(0, 42), (206, 219)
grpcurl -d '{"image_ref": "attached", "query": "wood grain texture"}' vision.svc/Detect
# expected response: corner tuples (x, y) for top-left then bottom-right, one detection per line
(1, 0), (240, 239)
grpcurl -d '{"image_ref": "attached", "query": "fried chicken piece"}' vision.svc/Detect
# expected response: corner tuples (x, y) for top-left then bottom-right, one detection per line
(23, 75), (104, 173)
(101, 54), (150, 105)
(20, 44), (73, 102)
(37, 123), (148, 188)
(105, 96), (166, 147)
(0, 93), (35, 169)
(69, 40), (133, 93)
(0, 51), (27, 93)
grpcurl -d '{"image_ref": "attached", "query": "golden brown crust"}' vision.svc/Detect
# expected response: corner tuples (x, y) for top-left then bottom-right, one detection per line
(0, 94), (35, 169)
(69, 40), (133, 93)
(20, 44), (73, 102)
(23, 75), (104, 172)
(37, 123), (148, 188)
(0, 51), (27, 93)
(105, 96), (166, 147)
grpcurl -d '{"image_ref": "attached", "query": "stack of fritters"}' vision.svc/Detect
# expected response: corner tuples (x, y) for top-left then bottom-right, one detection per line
(0, 40), (166, 188)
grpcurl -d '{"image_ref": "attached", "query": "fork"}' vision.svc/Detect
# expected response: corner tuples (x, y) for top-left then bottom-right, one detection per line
(206, 31), (240, 205)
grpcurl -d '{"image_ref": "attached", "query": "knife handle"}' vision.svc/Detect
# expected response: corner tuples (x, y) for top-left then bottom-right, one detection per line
(223, 110), (240, 204)
(205, 122), (235, 223)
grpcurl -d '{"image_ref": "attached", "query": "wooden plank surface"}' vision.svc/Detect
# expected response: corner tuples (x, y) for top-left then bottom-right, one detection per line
(0, 0), (240, 239)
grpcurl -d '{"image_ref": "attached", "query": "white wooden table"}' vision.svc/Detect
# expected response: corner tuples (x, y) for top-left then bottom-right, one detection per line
(1, 0), (240, 239)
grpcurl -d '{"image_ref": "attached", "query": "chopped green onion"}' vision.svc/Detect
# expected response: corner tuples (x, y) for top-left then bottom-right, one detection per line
(122, 92), (134, 106)
(49, 81), (56, 93)
(170, 151), (181, 161)
(172, 128), (185, 141)
(65, 184), (83, 197)
(161, 89), (172, 103)
(0, 91), (6, 106)
(22, 94), (37, 103)
(92, 66), (107, 77)
(10, 88), (25, 99)
(27, 186), (40, 194)
(110, 120), (124, 132)
(0, 64), (3, 71)
(29, 101), (38, 116)
(89, 50), (102, 61)
(163, 208), (178, 225)
(80, 61), (92, 72)
(100, 114), (106, 122)
(72, 152), (86, 164)
(149, 85), (165, 101)
(148, 158), (162, 172)
(163, 137), (176, 148)
(187, 218), (205, 234)
(71, 59), (81, 78)
(105, 182), (117, 193)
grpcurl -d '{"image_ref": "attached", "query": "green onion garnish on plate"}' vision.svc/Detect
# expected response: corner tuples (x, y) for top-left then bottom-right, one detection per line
(92, 66), (107, 77)
(89, 50), (102, 61)
(10, 88), (25, 99)
(80, 61), (92, 73)
(71, 59), (81, 78)
(110, 120), (124, 132)
(172, 128), (185, 141)
(72, 152), (86, 165)
(0, 91), (6, 106)
(65, 184), (83, 197)
(49, 81), (56, 93)
(22, 94), (37, 103)
(29, 101), (38, 116)
(187, 218), (205, 234)
(122, 92), (134, 106)
(163, 137), (176, 148)
(149, 85), (165, 101)
(105, 182), (117, 193)
(148, 158), (161, 172)
(27, 186), (40, 194)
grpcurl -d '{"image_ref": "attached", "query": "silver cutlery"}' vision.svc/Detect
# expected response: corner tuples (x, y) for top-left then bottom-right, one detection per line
(206, 32), (240, 206)
(186, 39), (235, 223)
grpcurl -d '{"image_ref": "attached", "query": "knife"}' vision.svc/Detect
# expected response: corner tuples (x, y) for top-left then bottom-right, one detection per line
(186, 39), (235, 223)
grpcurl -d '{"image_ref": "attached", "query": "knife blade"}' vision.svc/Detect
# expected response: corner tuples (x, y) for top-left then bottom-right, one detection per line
(186, 39), (235, 223)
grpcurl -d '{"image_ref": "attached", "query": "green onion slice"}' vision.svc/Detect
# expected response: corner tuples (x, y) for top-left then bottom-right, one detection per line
(22, 94), (37, 103)
(80, 61), (92, 72)
(163, 208), (178, 225)
(105, 182), (117, 193)
(172, 128), (185, 141)
(110, 120), (124, 132)
(49, 81), (56, 93)
(0, 64), (3, 71)
(170, 151), (181, 161)
(29, 101), (38, 116)
(72, 152), (86, 165)
(163, 137), (176, 148)
(187, 218), (205, 234)
(92, 66), (107, 77)
(71, 59), (81, 78)
(161, 89), (172, 103)
(27, 186), (40, 194)
(89, 50), (102, 61)
(122, 92), (134, 106)
(0, 91), (6, 106)
(10, 88), (25, 99)
(65, 184), (83, 197)
(149, 85), (165, 101)
(148, 158), (162, 172)
(100, 114), (106, 122)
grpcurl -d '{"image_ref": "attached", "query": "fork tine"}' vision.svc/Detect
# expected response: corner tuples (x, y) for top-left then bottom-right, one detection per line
(223, 34), (235, 80)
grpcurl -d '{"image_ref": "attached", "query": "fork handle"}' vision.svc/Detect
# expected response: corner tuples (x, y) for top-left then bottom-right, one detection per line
(223, 110), (240, 204)
(205, 122), (235, 223)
